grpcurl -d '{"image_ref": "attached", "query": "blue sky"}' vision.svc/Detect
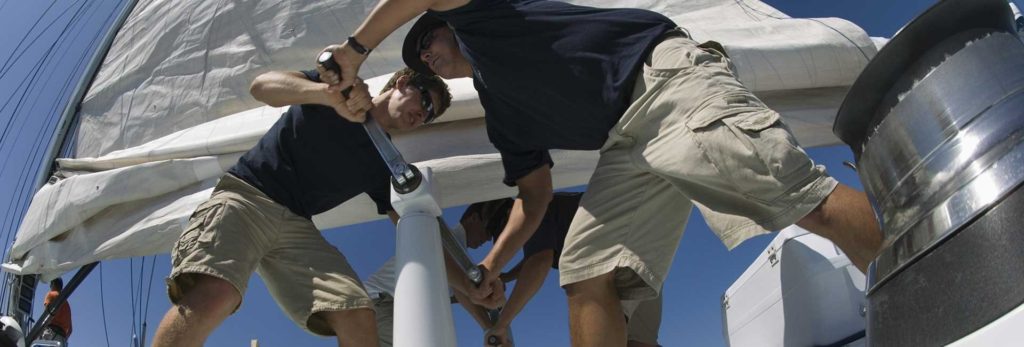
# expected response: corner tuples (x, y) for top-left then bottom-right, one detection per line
(0, 0), (1017, 346)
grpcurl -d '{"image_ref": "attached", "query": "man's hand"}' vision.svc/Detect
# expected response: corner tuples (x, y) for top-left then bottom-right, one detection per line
(320, 43), (367, 93)
(484, 326), (511, 346)
(316, 47), (371, 122)
(468, 266), (506, 309)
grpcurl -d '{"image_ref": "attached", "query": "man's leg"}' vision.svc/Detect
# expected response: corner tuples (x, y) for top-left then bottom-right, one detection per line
(798, 183), (883, 272)
(565, 272), (627, 347)
(152, 274), (241, 347)
(257, 211), (377, 344)
(320, 308), (380, 347)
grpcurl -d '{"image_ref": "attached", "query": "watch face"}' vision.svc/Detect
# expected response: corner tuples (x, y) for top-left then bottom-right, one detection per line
(318, 51), (339, 73)
(318, 51), (333, 64)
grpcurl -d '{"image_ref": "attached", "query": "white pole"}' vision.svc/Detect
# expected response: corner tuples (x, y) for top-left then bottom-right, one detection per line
(391, 167), (457, 347)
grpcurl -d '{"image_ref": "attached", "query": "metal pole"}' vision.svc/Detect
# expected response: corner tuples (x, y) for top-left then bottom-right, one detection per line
(25, 262), (98, 343)
(391, 167), (457, 347)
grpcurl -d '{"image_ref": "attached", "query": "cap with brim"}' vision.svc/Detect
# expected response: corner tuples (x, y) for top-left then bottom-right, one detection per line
(402, 12), (446, 76)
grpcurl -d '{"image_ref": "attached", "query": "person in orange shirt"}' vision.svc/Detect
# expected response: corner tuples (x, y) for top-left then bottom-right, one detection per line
(41, 278), (72, 345)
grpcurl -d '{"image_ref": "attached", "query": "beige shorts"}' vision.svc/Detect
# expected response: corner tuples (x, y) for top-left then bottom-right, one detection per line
(559, 35), (837, 299)
(372, 294), (395, 347)
(168, 174), (372, 336)
(625, 293), (663, 345)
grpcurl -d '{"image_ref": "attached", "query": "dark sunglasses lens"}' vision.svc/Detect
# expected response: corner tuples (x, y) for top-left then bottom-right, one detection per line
(418, 31), (433, 52)
(419, 86), (436, 123)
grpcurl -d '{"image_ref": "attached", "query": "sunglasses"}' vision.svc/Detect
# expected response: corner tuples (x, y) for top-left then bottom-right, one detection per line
(418, 29), (436, 54)
(414, 83), (437, 124)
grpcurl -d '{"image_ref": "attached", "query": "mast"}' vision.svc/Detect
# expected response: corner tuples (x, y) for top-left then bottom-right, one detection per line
(3, 0), (141, 329)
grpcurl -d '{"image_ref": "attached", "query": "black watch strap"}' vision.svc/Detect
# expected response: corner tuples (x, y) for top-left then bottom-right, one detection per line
(347, 36), (373, 56)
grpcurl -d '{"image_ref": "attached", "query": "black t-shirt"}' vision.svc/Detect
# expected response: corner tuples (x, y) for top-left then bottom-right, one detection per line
(522, 192), (583, 269)
(432, 0), (676, 185)
(227, 70), (392, 219)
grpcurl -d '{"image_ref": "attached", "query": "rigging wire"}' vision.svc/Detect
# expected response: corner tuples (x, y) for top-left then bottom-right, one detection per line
(142, 254), (157, 343)
(0, 0), (59, 77)
(0, 0), (97, 262)
(0, 0), (108, 232)
(0, 0), (92, 163)
(0, 0), (90, 120)
(128, 257), (137, 346)
(135, 256), (146, 341)
(0, 0), (88, 82)
(99, 263), (112, 347)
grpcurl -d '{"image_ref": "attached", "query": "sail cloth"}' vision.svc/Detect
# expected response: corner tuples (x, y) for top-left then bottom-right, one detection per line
(4, 0), (877, 277)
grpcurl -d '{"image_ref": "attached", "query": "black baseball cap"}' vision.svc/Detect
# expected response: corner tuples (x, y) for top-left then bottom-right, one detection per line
(402, 12), (447, 76)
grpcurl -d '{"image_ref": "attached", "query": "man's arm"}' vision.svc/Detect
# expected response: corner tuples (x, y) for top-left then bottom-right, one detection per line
(484, 250), (553, 346)
(494, 250), (553, 329)
(482, 165), (553, 278)
(469, 165), (552, 307)
(454, 289), (494, 330)
(324, 0), (469, 94)
(249, 70), (371, 114)
(500, 260), (525, 283)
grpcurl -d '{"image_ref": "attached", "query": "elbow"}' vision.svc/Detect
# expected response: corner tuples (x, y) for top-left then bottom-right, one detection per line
(249, 73), (283, 107)
(249, 75), (269, 103)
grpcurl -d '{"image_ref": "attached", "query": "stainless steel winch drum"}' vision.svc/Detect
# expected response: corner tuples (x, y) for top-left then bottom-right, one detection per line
(833, 0), (1024, 345)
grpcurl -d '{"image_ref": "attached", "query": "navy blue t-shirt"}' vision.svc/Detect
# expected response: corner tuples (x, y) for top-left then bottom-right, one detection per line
(522, 192), (583, 269)
(227, 70), (392, 219)
(432, 0), (676, 185)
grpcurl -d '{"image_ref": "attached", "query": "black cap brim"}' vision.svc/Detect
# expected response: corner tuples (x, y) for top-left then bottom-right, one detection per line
(403, 13), (446, 76)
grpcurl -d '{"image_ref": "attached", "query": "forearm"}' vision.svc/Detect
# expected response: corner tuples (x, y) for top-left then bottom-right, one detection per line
(352, 0), (437, 49)
(444, 252), (474, 294)
(454, 289), (492, 329)
(249, 71), (331, 107)
(482, 168), (553, 273)
(502, 260), (525, 282)
(495, 251), (552, 329)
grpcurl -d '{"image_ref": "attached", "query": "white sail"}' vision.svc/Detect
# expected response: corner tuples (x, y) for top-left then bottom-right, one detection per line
(5, 0), (877, 278)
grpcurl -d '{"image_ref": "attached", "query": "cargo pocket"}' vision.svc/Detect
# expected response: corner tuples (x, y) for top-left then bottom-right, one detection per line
(725, 110), (813, 203)
(173, 201), (225, 265)
(686, 92), (770, 131)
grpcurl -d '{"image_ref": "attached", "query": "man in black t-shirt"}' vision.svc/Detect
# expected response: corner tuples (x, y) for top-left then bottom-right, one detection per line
(320, 1), (884, 345)
(151, 68), (453, 347)
(458, 193), (663, 347)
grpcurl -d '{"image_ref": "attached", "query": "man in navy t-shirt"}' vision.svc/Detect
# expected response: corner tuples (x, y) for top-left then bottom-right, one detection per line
(459, 193), (664, 347)
(321, 1), (884, 345)
(151, 67), (453, 347)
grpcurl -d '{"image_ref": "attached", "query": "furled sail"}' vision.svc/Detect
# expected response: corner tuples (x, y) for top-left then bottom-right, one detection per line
(5, 0), (877, 278)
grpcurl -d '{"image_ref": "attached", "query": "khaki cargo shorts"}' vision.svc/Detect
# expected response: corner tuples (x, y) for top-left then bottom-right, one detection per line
(168, 174), (372, 336)
(559, 35), (838, 300)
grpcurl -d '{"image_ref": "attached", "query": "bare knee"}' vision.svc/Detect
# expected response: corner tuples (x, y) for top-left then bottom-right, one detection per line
(178, 275), (241, 317)
(319, 308), (379, 346)
(564, 271), (616, 299)
(321, 307), (376, 325)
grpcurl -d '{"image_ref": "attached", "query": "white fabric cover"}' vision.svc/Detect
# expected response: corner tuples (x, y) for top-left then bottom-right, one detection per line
(6, 0), (878, 277)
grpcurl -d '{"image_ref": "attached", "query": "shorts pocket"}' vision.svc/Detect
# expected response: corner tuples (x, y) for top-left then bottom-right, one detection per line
(692, 109), (810, 204)
(725, 113), (812, 202)
(175, 201), (225, 255)
(727, 109), (780, 133)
